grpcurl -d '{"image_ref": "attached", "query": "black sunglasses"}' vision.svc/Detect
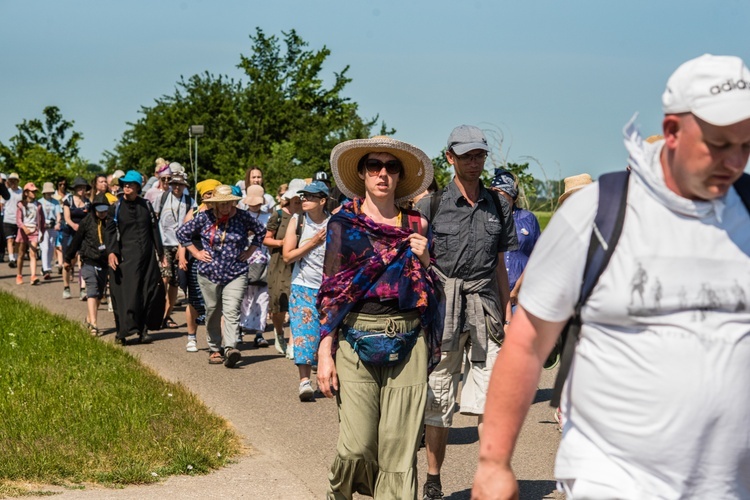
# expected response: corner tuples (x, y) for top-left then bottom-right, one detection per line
(364, 159), (402, 175)
(299, 193), (325, 201)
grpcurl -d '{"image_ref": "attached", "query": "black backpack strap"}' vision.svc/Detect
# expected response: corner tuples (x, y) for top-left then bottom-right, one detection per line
(551, 170), (630, 407)
(733, 173), (750, 214)
(428, 188), (444, 222)
(157, 190), (169, 216)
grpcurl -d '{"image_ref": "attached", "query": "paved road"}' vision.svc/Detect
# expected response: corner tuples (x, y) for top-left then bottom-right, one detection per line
(0, 264), (562, 499)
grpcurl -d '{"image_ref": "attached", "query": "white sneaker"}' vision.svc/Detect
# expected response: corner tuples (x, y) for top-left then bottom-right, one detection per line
(299, 380), (314, 402)
(107, 301), (113, 313)
(285, 340), (294, 360)
(275, 334), (287, 355)
(186, 339), (198, 352)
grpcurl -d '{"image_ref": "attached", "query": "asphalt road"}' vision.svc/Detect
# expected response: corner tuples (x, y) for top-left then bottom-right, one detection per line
(0, 262), (562, 499)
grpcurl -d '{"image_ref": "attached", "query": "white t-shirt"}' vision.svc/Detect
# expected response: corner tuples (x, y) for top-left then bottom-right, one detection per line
(158, 192), (195, 246)
(2, 187), (23, 224)
(290, 213), (329, 289)
(520, 134), (750, 498)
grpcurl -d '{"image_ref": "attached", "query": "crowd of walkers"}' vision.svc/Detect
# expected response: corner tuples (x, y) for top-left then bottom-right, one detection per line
(3, 53), (750, 500)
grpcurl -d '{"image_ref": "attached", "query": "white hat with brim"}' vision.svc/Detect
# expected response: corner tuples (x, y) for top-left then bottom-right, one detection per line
(330, 136), (433, 204)
(662, 54), (750, 126)
(282, 178), (307, 200)
(202, 184), (242, 203)
(42, 182), (55, 194)
(558, 174), (593, 206)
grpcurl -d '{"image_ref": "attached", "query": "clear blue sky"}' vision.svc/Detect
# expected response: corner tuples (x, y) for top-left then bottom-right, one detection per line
(1, 0), (749, 181)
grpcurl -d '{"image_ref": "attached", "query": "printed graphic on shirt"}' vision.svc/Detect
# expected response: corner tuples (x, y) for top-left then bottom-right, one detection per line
(625, 258), (750, 319)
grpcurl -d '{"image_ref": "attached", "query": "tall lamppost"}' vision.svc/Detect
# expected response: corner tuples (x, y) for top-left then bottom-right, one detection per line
(189, 125), (204, 183)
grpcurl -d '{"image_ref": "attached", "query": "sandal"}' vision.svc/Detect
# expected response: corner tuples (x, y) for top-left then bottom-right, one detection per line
(208, 351), (224, 364)
(163, 316), (179, 329)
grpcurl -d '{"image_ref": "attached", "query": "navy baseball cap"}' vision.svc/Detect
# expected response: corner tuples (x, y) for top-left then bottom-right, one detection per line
(300, 180), (329, 197)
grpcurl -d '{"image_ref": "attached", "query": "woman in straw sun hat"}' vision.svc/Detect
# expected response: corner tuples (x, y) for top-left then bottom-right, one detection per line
(557, 173), (593, 206)
(317, 136), (443, 498)
(176, 185), (267, 368)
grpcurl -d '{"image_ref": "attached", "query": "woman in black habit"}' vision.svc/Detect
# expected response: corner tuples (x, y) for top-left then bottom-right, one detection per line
(105, 170), (165, 345)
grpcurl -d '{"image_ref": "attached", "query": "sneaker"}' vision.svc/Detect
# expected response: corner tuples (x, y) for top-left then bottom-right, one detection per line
(15, 275), (23, 285)
(186, 339), (198, 352)
(286, 340), (295, 360)
(43, 271), (52, 280)
(107, 301), (113, 313)
(423, 481), (444, 500)
(254, 336), (269, 348)
(208, 351), (224, 364)
(139, 330), (154, 344)
(8, 260), (17, 269)
(237, 333), (244, 345)
(299, 380), (315, 402)
(80, 289), (87, 301)
(224, 347), (241, 368)
(30, 276), (39, 286)
(274, 334), (287, 355)
(62, 287), (71, 299)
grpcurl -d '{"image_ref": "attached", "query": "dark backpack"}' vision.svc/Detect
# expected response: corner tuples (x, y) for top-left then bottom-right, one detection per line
(550, 171), (750, 407)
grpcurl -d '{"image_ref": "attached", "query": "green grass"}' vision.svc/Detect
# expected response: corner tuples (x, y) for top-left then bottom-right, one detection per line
(533, 211), (553, 231)
(0, 291), (242, 494)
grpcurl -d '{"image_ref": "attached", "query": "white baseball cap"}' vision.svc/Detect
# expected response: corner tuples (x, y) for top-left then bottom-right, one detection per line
(662, 54), (750, 126)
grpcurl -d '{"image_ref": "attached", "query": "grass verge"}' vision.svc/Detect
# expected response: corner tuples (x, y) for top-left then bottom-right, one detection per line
(0, 291), (242, 495)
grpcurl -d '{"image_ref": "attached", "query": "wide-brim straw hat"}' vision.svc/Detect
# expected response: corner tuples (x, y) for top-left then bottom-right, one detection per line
(330, 136), (434, 204)
(558, 173), (593, 205)
(203, 184), (242, 203)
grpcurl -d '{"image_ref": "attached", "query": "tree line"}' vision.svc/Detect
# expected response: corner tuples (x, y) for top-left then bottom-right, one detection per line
(1, 28), (559, 209)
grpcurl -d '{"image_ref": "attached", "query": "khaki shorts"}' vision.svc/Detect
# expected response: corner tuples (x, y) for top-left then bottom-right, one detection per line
(425, 331), (500, 427)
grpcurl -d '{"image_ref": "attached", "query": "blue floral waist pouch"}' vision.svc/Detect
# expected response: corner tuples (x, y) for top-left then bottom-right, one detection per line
(341, 311), (421, 367)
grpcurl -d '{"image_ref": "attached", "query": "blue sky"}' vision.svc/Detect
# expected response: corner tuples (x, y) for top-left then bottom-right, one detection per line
(1, 0), (749, 182)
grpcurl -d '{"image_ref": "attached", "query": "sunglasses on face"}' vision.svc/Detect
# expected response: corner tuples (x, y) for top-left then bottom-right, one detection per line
(364, 159), (402, 175)
(299, 193), (324, 201)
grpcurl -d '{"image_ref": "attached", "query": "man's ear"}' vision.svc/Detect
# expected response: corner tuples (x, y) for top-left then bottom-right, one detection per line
(445, 149), (456, 166)
(662, 114), (681, 149)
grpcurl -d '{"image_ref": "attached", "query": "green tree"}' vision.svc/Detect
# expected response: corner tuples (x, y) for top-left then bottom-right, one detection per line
(0, 106), (87, 185)
(112, 28), (388, 193)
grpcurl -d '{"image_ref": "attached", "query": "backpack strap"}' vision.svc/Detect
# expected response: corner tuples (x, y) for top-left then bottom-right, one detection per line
(157, 190), (170, 216)
(550, 170), (630, 407)
(401, 209), (422, 234)
(296, 213), (305, 242)
(428, 188), (444, 222)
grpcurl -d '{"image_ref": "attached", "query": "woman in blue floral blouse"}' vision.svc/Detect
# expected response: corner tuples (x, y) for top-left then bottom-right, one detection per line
(176, 184), (266, 368)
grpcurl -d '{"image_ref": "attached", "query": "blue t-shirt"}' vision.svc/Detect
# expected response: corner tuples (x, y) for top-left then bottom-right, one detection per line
(39, 197), (62, 226)
(504, 207), (541, 291)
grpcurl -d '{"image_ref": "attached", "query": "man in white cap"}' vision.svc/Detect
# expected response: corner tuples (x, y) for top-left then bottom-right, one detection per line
(415, 125), (517, 500)
(474, 54), (750, 499)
